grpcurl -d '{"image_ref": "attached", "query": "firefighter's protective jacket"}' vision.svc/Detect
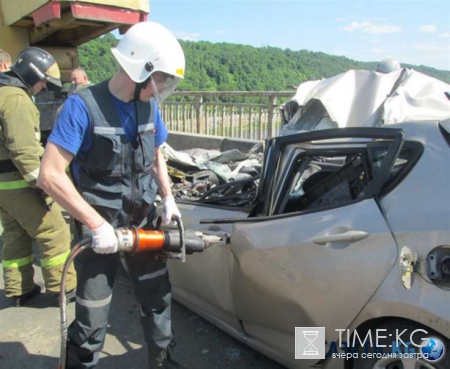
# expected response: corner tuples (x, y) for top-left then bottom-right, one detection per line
(0, 73), (77, 297)
(0, 73), (43, 189)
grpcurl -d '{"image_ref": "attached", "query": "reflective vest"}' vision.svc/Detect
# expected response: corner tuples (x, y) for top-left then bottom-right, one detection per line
(77, 81), (158, 227)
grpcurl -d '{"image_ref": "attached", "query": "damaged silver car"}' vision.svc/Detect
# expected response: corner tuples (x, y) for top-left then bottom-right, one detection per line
(164, 68), (450, 369)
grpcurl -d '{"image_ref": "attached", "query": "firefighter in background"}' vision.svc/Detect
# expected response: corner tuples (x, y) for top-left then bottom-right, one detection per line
(0, 48), (11, 72)
(0, 47), (76, 306)
(38, 22), (184, 368)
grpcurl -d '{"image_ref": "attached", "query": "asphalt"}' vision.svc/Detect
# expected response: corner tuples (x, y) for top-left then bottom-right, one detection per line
(0, 237), (285, 369)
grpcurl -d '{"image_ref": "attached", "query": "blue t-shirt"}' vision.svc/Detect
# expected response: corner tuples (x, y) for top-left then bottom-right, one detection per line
(50, 94), (167, 156)
(49, 93), (168, 184)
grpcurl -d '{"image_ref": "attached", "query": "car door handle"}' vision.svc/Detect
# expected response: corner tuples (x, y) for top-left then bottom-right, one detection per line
(313, 230), (370, 245)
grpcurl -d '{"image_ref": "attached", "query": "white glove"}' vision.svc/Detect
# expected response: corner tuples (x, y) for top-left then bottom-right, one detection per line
(161, 195), (181, 226)
(91, 221), (118, 254)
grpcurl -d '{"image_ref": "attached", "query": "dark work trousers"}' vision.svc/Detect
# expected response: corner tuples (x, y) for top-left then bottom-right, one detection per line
(66, 225), (172, 368)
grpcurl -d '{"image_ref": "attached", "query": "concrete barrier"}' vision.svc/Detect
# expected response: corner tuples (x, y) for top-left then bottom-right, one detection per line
(167, 132), (262, 153)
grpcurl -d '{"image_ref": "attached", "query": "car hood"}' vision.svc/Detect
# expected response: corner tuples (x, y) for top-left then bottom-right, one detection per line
(281, 68), (450, 134)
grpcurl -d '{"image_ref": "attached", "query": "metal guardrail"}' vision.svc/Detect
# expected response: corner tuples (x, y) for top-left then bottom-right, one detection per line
(161, 91), (293, 140)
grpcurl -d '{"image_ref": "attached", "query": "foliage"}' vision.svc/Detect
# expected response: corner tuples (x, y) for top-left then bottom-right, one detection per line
(78, 33), (119, 83)
(78, 34), (450, 89)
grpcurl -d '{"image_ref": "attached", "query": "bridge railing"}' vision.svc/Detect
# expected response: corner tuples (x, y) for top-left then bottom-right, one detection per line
(161, 91), (293, 140)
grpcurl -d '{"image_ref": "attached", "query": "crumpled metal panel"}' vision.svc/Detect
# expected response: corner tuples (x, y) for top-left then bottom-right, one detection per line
(282, 69), (450, 135)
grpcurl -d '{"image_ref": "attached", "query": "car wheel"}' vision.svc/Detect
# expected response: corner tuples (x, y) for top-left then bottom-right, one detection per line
(352, 321), (449, 369)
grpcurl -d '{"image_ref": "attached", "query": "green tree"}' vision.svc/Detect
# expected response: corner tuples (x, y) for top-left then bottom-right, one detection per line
(78, 34), (450, 88)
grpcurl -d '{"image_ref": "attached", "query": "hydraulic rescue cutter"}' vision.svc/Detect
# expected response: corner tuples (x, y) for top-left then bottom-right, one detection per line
(58, 216), (227, 369)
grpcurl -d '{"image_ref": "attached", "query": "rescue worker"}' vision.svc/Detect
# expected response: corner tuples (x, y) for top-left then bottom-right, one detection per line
(0, 48), (11, 72)
(38, 21), (184, 368)
(0, 47), (76, 306)
(376, 58), (401, 74)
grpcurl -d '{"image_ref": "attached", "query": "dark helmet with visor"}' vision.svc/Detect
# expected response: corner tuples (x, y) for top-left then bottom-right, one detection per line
(10, 47), (61, 88)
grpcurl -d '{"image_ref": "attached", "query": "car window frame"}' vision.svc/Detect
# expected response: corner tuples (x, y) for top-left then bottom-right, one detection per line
(200, 128), (406, 226)
(255, 127), (404, 217)
(272, 146), (374, 216)
(378, 140), (424, 196)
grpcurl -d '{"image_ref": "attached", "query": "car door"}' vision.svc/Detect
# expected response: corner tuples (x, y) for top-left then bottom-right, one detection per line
(167, 203), (248, 331)
(229, 128), (404, 365)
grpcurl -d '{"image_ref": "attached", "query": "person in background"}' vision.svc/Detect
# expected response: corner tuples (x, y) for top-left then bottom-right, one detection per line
(38, 21), (185, 369)
(0, 49), (11, 72)
(0, 47), (76, 307)
(70, 67), (90, 85)
(68, 67), (92, 96)
(376, 58), (401, 74)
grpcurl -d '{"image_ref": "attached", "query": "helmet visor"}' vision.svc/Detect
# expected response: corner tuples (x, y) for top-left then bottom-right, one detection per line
(45, 62), (62, 87)
(151, 75), (179, 105)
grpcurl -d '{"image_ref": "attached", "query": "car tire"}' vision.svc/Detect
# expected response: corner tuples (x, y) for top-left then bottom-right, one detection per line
(351, 320), (449, 369)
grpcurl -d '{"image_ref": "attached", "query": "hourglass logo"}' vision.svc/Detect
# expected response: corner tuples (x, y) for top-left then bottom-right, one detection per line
(295, 327), (325, 359)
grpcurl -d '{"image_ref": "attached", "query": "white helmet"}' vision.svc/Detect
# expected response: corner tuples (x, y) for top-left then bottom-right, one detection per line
(376, 58), (401, 74)
(111, 21), (185, 86)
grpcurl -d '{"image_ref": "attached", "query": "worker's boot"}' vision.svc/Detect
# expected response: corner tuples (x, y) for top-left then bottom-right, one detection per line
(52, 288), (77, 307)
(148, 347), (167, 368)
(148, 346), (185, 369)
(12, 284), (41, 307)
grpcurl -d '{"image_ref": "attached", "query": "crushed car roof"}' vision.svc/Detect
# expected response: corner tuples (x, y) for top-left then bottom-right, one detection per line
(282, 68), (450, 134)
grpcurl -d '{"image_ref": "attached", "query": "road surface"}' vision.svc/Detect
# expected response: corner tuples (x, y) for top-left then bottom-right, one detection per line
(0, 238), (285, 369)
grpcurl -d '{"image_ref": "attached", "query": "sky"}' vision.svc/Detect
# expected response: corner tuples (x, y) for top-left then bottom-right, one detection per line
(143, 0), (450, 71)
